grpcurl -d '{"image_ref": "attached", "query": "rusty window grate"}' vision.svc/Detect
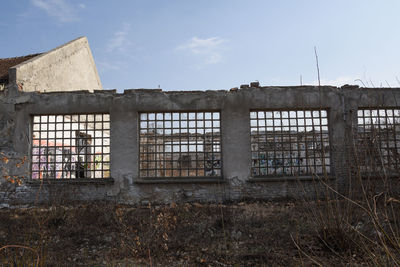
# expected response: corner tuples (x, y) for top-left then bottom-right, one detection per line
(250, 110), (330, 177)
(357, 109), (400, 173)
(139, 112), (221, 178)
(31, 114), (110, 179)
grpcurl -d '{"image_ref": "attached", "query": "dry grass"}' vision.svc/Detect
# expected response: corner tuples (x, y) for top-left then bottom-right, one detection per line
(0, 200), (369, 267)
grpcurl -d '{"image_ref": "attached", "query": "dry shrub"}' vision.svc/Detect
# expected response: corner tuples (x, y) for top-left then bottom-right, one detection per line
(300, 125), (400, 266)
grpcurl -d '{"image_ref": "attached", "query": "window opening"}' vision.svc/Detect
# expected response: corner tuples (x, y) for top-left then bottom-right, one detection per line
(31, 114), (110, 179)
(250, 110), (330, 177)
(357, 109), (400, 173)
(139, 112), (222, 178)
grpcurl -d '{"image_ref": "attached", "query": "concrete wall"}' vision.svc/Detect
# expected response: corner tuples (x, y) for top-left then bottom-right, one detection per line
(8, 37), (102, 93)
(1, 84), (399, 206)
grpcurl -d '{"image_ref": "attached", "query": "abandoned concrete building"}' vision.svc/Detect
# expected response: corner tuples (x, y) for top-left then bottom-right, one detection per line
(1, 38), (400, 205)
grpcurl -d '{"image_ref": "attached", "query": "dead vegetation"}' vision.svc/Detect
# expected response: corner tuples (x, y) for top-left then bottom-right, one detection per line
(1, 197), (394, 267)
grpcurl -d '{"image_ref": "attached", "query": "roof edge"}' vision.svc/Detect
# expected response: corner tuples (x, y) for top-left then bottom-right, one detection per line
(9, 36), (87, 78)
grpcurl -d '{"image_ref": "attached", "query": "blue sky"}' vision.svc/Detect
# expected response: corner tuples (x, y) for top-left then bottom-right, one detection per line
(1, 0), (400, 91)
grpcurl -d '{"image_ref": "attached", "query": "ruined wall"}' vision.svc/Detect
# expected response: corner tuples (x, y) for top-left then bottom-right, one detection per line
(8, 37), (102, 93)
(1, 84), (399, 206)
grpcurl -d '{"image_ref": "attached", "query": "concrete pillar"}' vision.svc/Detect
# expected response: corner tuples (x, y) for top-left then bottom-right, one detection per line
(221, 100), (251, 182)
(109, 99), (138, 194)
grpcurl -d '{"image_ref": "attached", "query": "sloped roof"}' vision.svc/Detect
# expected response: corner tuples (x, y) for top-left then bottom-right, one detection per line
(0, 54), (41, 84)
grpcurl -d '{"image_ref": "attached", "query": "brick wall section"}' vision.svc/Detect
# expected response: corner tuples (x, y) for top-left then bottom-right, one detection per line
(1, 84), (399, 205)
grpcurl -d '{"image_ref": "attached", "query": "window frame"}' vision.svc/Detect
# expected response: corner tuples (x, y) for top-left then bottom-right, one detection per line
(29, 113), (111, 181)
(137, 110), (223, 182)
(249, 108), (331, 179)
(356, 108), (400, 175)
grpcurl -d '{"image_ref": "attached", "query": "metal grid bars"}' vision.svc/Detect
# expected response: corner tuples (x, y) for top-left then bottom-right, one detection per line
(139, 112), (222, 179)
(31, 114), (110, 179)
(250, 110), (330, 177)
(357, 109), (400, 173)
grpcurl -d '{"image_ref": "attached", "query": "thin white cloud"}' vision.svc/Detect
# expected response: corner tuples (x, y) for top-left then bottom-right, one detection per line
(107, 23), (133, 53)
(177, 36), (228, 65)
(79, 3), (85, 9)
(31, 0), (78, 22)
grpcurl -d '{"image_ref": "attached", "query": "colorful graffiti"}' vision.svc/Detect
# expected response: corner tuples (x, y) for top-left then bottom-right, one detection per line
(251, 139), (330, 176)
(31, 138), (106, 179)
(32, 143), (77, 179)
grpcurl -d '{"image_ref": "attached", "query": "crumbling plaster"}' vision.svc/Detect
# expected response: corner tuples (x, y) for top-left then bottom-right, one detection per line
(1, 84), (400, 205)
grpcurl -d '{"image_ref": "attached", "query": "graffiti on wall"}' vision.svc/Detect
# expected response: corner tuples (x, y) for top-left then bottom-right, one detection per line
(31, 132), (106, 179)
(251, 136), (330, 176)
(31, 145), (76, 179)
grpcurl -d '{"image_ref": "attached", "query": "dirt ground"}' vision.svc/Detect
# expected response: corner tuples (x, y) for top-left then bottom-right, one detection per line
(0, 200), (382, 266)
